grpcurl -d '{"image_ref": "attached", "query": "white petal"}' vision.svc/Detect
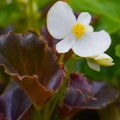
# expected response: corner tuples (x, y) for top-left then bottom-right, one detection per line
(86, 25), (94, 33)
(87, 59), (100, 71)
(95, 53), (112, 60)
(72, 30), (111, 57)
(77, 12), (91, 27)
(95, 53), (114, 66)
(56, 34), (76, 53)
(47, 1), (76, 39)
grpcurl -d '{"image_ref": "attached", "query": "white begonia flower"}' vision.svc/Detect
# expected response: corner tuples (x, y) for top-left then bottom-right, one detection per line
(47, 1), (111, 57)
(87, 53), (114, 71)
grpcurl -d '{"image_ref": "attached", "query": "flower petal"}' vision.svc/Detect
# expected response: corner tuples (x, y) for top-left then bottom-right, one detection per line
(72, 30), (111, 57)
(56, 34), (75, 53)
(95, 53), (112, 60)
(95, 53), (114, 66)
(77, 12), (91, 27)
(47, 1), (76, 39)
(86, 25), (94, 33)
(87, 59), (100, 71)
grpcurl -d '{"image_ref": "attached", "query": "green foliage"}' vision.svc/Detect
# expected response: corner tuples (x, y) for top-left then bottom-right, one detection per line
(0, 2), (23, 27)
(69, 0), (120, 34)
(98, 105), (120, 120)
(0, 0), (58, 32)
(115, 44), (120, 58)
(35, 0), (51, 9)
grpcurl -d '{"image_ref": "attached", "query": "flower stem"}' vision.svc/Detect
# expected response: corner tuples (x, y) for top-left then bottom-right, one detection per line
(58, 54), (77, 105)
(49, 54), (77, 118)
(26, 0), (35, 29)
(42, 102), (51, 120)
(58, 53), (65, 64)
(40, 54), (77, 119)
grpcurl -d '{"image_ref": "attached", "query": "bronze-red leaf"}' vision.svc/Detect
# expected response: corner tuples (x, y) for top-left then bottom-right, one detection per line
(0, 32), (64, 108)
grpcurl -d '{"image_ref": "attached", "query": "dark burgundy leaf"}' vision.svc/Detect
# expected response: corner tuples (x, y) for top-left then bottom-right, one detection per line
(0, 86), (31, 120)
(60, 73), (119, 119)
(17, 105), (42, 120)
(0, 66), (10, 94)
(0, 32), (64, 107)
(84, 82), (119, 109)
(64, 73), (94, 107)
(41, 26), (55, 50)
(0, 113), (7, 120)
(0, 32), (58, 81)
(69, 73), (92, 97)
(0, 26), (13, 35)
(11, 73), (53, 107)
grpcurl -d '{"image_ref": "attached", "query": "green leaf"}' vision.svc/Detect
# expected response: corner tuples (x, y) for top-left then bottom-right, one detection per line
(0, 2), (23, 27)
(35, 0), (51, 9)
(115, 44), (120, 58)
(35, 0), (57, 9)
(69, 0), (120, 34)
(98, 105), (120, 120)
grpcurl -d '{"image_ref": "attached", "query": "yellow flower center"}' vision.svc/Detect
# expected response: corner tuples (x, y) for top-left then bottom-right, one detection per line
(72, 23), (85, 39)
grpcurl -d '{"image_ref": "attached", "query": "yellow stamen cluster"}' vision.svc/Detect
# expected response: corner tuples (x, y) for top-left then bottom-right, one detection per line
(72, 23), (85, 39)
